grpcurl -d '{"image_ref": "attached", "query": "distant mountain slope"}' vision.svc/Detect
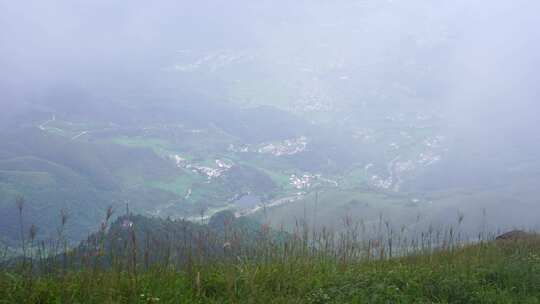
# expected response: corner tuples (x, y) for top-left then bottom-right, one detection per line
(0, 127), (179, 245)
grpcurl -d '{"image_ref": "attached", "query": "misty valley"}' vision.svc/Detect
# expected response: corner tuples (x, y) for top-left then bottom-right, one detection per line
(2, 61), (538, 247)
(1, 1), (540, 303)
(0, 92), (460, 244)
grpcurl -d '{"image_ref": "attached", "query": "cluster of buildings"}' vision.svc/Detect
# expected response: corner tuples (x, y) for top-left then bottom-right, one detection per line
(289, 174), (316, 189)
(171, 154), (233, 180)
(370, 174), (394, 190)
(423, 135), (445, 148)
(289, 173), (338, 190)
(366, 135), (446, 191)
(417, 152), (442, 167)
(418, 136), (445, 166)
(258, 136), (308, 156)
(188, 165), (224, 179)
(228, 136), (308, 157)
(369, 152), (442, 191)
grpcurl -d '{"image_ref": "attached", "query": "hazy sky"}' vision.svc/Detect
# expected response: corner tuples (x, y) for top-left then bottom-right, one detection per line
(1, 0), (539, 142)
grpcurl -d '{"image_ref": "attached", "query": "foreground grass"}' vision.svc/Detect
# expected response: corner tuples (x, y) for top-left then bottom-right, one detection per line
(2, 240), (540, 303)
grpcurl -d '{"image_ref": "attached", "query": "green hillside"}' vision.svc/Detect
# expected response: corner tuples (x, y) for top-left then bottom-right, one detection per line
(1, 213), (539, 303)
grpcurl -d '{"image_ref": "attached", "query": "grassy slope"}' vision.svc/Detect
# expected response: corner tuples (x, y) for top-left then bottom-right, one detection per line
(2, 239), (540, 303)
(0, 129), (181, 243)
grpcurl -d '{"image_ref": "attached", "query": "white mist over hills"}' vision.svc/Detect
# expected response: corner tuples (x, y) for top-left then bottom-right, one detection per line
(0, 0), (539, 242)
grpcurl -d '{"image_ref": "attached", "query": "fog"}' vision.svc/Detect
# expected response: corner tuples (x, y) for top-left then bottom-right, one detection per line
(1, 0), (539, 238)
(3, 1), (538, 118)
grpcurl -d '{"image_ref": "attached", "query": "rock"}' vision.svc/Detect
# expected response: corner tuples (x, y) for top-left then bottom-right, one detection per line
(496, 230), (532, 241)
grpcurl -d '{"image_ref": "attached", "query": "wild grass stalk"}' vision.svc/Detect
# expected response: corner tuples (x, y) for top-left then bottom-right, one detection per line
(2, 199), (539, 303)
